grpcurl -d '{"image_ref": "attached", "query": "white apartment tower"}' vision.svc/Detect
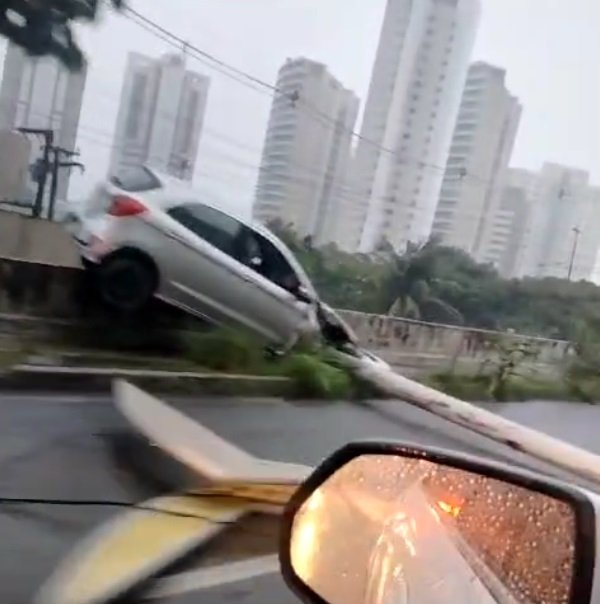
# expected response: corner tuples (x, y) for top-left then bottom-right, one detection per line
(516, 163), (600, 281)
(0, 42), (87, 202)
(351, 0), (481, 253)
(483, 168), (536, 277)
(433, 62), (522, 262)
(110, 52), (210, 181)
(253, 58), (359, 246)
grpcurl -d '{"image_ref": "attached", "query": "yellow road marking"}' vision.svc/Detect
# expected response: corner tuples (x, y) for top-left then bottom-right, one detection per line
(193, 482), (298, 506)
(36, 496), (249, 604)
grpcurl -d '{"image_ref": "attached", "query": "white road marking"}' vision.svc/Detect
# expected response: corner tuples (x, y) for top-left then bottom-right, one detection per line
(146, 555), (280, 599)
(0, 394), (106, 404)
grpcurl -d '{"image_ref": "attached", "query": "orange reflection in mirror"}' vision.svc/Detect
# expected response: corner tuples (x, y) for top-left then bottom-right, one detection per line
(437, 499), (461, 518)
(290, 454), (576, 604)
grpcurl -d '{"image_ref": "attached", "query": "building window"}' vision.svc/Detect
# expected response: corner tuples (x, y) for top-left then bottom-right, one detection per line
(125, 72), (147, 140)
(178, 88), (200, 155)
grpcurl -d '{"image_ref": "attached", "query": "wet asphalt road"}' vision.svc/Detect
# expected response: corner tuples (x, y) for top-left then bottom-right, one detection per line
(2, 392), (600, 604)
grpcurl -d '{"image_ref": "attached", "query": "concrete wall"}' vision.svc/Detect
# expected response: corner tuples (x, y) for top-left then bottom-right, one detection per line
(338, 309), (571, 373)
(0, 210), (80, 266)
(0, 257), (82, 318)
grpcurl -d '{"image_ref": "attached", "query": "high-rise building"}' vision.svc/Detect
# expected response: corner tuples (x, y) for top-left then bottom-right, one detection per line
(253, 58), (359, 246)
(481, 168), (536, 277)
(516, 163), (599, 281)
(350, 0), (481, 253)
(486, 186), (529, 276)
(433, 62), (522, 262)
(0, 41), (87, 202)
(574, 187), (600, 282)
(110, 52), (210, 181)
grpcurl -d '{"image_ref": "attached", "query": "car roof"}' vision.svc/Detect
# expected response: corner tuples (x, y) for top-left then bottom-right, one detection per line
(142, 167), (289, 243)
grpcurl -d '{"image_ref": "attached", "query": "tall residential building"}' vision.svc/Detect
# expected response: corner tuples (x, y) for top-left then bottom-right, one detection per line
(432, 62), (522, 262)
(0, 42), (87, 202)
(486, 168), (537, 277)
(253, 58), (359, 245)
(110, 52), (210, 181)
(350, 0), (481, 253)
(516, 163), (600, 281)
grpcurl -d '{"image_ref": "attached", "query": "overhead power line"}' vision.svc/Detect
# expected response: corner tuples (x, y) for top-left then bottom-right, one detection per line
(114, 3), (491, 185)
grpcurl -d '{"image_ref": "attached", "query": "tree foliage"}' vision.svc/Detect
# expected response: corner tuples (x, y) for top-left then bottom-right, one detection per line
(267, 220), (600, 341)
(0, 0), (124, 70)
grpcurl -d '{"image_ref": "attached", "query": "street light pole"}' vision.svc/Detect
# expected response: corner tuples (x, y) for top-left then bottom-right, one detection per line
(567, 226), (581, 281)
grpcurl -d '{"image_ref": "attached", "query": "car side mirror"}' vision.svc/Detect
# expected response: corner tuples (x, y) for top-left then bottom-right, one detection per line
(294, 285), (313, 304)
(280, 442), (598, 604)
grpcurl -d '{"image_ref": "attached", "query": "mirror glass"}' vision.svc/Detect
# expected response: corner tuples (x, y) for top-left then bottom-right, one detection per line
(290, 454), (577, 604)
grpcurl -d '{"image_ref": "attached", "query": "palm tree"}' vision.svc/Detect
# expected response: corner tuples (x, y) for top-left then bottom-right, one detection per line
(383, 239), (464, 325)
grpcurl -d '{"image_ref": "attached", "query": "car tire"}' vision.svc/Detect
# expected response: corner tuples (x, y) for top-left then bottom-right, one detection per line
(97, 255), (156, 313)
(80, 256), (95, 271)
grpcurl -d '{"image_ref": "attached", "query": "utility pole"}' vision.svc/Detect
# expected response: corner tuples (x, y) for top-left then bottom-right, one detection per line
(18, 127), (53, 218)
(48, 147), (83, 221)
(567, 226), (581, 281)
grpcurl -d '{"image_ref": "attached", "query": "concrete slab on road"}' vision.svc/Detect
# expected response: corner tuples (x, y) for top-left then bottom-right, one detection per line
(2, 392), (600, 604)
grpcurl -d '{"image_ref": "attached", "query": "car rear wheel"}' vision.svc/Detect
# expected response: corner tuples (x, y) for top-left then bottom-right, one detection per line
(97, 255), (156, 313)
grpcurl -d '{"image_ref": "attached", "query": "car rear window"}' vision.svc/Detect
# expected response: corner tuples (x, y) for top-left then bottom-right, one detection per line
(110, 166), (162, 192)
(168, 203), (243, 255)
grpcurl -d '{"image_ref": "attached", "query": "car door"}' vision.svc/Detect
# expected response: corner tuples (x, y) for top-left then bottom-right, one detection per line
(232, 226), (318, 345)
(162, 202), (288, 340)
(160, 202), (253, 328)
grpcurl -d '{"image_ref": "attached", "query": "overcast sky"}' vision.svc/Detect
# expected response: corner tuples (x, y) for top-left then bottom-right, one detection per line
(15, 0), (599, 213)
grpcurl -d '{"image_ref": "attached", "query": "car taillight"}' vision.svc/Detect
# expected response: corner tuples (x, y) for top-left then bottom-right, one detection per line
(108, 195), (147, 217)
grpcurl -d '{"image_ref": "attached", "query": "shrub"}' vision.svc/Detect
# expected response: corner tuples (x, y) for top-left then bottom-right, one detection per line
(281, 353), (353, 400)
(185, 328), (264, 372)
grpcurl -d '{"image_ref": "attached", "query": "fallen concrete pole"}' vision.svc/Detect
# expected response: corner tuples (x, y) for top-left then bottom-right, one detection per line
(356, 360), (600, 486)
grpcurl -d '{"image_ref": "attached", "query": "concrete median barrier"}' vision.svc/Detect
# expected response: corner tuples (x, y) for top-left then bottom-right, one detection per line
(0, 258), (83, 319)
(0, 210), (80, 267)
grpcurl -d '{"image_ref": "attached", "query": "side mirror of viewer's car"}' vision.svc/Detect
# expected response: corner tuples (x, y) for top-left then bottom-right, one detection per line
(280, 442), (600, 604)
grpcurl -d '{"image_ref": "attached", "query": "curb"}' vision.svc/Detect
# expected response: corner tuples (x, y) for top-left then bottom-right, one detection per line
(0, 365), (291, 398)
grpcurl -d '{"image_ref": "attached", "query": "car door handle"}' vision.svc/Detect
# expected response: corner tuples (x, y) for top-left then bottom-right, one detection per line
(165, 230), (185, 243)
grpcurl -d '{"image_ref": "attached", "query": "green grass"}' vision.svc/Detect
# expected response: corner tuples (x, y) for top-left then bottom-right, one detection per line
(184, 328), (374, 400)
(422, 371), (595, 403)
(0, 348), (28, 370)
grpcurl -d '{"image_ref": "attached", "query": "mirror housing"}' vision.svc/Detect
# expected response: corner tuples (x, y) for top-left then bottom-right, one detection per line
(280, 442), (599, 604)
(294, 285), (314, 304)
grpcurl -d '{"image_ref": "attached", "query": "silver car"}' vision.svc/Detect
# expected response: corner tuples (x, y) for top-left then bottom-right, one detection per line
(69, 165), (357, 352)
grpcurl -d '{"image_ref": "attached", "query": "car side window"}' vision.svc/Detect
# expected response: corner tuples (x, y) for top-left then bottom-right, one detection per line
(167, 203), (243, 256)
(111, 166), (161, 192)
(244, 229), (302, 293)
